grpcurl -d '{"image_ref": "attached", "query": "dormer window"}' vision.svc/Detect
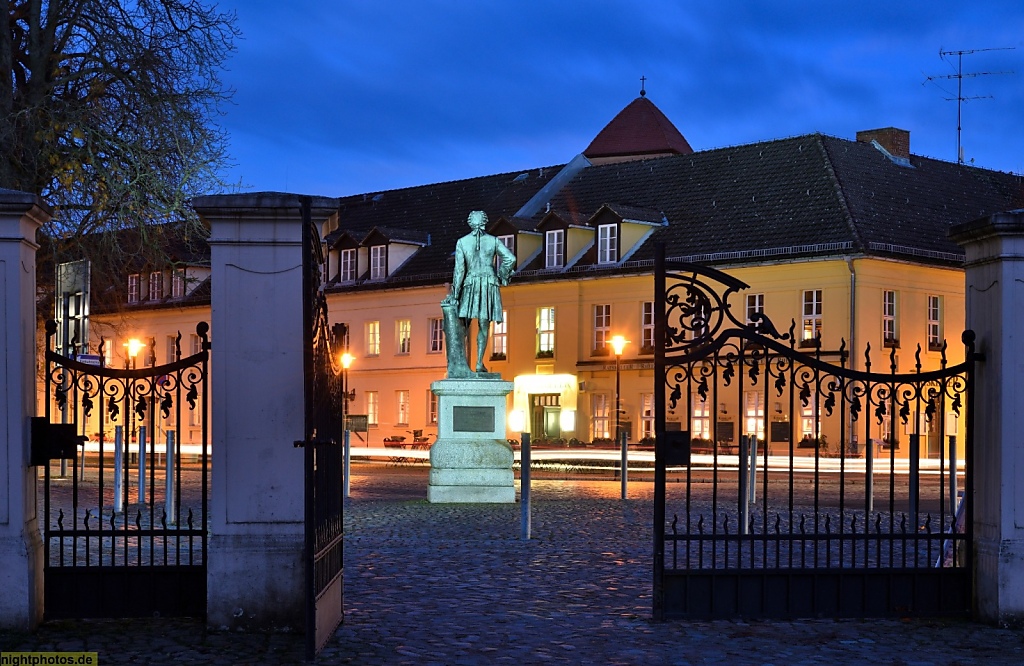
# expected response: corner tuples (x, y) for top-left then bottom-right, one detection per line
(148, 271), (163, 300)
(370, 245), (387, 280)
(498, 234), (514, 253)
(545, 230), (564, 269)
(340, 248), (357, 282)
(172, 270), (185, 298)
(597, 224), (618, 264)
(128, 274), (140, 303)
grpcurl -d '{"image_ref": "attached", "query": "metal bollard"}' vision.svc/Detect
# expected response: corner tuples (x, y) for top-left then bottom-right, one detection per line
(521, 432), (531, 540)
(114, 426), (124, 513)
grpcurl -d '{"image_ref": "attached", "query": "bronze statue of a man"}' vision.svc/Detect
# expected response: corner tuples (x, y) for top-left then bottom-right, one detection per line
(442, 210), (515, 375)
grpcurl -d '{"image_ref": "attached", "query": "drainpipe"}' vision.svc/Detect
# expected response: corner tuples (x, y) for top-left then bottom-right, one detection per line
(847, 256), (870, 510)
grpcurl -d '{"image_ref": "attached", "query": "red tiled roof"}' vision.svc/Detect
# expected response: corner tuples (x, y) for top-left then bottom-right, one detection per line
(584, 96), (693, 159)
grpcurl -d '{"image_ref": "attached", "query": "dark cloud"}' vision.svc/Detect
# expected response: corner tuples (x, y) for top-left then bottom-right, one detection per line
(218, 0), (1024, 196)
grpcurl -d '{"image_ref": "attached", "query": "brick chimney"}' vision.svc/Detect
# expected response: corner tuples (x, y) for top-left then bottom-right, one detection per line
(856, 127), (910, 160)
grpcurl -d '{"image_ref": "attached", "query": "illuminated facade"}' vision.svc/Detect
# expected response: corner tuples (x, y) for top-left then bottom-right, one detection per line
(87, 96), (1023, 457)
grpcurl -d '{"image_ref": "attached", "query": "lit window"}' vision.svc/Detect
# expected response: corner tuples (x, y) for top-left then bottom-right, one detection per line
(592, 394), (610, 440)
(883, 290), (898, 347)
(537, 307), (555, 357)
(640, 393), (655, 440)
(802, 290), (822, 344)
(172, 271), (185, 298)
(745, 391), (765, 441)
(148, 271), (162, 301)
(545, 230), (564, 269)
(691, 399), (711, 440)
(427, 390), (438, 425)
(370, 245), (386, 280)
(746, 293), (764, 325)
(340, 248), (357, 282)
(428, 318), (444, 354)
(396, 319), (411, 355)
(189, 334), (202, 427)
(927, 295), (943, 350)
(593, 304), (610, 354)
(128, 274), (140, 303)
(491, 312), (507, 359)
(366, 391), (378, 426)
(597, 224), (618, 264)
(801, 403), (820, 440)
(366, 321), (380, 356)
(641, 302), (655, 352)
(396, 390), (409, 426)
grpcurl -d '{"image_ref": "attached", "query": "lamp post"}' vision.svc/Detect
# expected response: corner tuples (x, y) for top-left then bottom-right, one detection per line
(340, 352), (354, 498)
(610, 335), (629, 500)
(121, 338), (145, 507)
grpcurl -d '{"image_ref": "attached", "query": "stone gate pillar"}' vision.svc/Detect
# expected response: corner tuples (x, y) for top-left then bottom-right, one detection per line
(0, 190), (48, 629)
(197, 193), (337, 631)
(951, 209), (1024, 626)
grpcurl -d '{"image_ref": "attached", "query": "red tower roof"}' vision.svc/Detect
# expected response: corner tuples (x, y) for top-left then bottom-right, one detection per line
(584, 96), (693, 160)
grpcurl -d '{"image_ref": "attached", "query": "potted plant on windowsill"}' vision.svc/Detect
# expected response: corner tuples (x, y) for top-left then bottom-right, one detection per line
(536, 349), (554, 359)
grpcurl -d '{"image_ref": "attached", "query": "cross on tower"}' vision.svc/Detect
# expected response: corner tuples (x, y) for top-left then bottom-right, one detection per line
(640, 75), (647, 97)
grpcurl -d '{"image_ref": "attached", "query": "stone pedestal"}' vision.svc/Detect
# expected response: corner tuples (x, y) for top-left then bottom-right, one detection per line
(429, 378), (514, 503)
(0, 191), (48, 629)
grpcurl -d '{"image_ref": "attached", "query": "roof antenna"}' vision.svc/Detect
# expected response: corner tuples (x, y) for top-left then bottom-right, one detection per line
(640, 75), (647, 97)
(925, 46), (1014, 163)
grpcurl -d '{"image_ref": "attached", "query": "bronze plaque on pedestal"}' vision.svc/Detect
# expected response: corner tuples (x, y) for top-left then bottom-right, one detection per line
(453, 406), (495, 432)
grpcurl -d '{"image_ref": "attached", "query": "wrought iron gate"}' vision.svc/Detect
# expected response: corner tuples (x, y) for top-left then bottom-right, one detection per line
(652, 247), (975, 620)
(297, 197), (345, 659)
(38, 320), (210, 619)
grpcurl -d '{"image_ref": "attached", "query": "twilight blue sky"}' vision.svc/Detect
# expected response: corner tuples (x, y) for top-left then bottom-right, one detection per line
(217, 1), (1024, 198)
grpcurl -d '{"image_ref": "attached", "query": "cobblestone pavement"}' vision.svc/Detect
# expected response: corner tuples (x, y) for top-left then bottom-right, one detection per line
(3, 464), (1024, 665)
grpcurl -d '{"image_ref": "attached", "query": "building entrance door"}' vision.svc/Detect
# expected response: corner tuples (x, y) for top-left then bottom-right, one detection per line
(530, 394), (561, 441)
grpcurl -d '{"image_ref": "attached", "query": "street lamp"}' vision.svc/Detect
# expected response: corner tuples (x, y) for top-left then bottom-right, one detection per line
(610, 335), (629, 499)
(124, 338), (145, 369)
(340, 351), (354, 498)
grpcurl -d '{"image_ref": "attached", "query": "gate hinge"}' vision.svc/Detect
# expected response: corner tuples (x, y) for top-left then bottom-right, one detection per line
(30, 416), (87, 466)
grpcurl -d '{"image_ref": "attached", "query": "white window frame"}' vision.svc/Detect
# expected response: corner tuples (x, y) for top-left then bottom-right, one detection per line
(370, 245), (387, 280)
(428, 318), (444, 354)
(745, 390), (765, 441)
(188, 334), (202, 426)
(746, 293), (764, 325)
(366, 321), (380, 356)
(366, 391), (379, 426)
(396, 319), (411, 355)
(340, 248), (357, 282)
(802, 289), (822, 344)
(597, 223), (618, 264)
(427, 390), (438, 425)
(545, 230), (564, 269)
(883, 290), (898, 346)
(592, 394), (610, 440)
(927, 295), (943, 350)
(171, 270), (185, 298)
(128, 274), (140, 303)
(396, 390), (409, 426)
(641, 301), (655, 352)
(801, 403), (821, 440)
(640, 393), (655, 440)
(491, 312), (508, 359)
(537, 307), (555, 356)
(593, 304), (610, 354)
(691, 399), (711, 440)
(148, 271), (162, 301)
